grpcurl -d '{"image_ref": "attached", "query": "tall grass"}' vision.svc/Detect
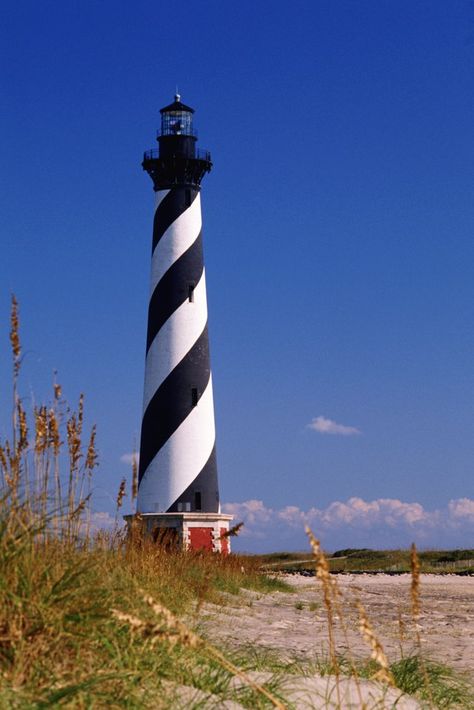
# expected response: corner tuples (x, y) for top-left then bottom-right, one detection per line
(0, 298), (289, 708)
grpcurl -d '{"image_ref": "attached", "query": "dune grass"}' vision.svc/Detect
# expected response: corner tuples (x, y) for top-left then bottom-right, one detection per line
(0, 527), (293, 708)
(0, 297), (291, 708)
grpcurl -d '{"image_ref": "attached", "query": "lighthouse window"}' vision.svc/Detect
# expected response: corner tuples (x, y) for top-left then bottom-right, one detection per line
(185, 188), (192, 206)
(194, 492), (202, 510)
(188, 282), (195, 302)
(191, 387), (198, 407)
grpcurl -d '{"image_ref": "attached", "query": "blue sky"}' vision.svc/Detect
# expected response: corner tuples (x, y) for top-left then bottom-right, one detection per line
(1, 1), (473, 551)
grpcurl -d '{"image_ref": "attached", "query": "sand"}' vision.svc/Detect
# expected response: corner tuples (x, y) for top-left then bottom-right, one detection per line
(200, 574), (474, 680)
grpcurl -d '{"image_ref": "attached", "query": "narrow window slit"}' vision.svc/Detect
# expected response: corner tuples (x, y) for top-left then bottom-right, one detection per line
(191, 387), (198, 407)
(188, 282), (195, 302)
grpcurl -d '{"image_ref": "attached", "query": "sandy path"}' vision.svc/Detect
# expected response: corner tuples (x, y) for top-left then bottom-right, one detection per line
(200, 574), (474, 680)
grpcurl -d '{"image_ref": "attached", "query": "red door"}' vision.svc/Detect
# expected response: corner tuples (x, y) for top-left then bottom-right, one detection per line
(189, 527), (213, 551)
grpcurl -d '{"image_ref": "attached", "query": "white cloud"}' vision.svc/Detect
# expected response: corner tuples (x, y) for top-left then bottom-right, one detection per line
(448, 498), (474, 521)
(308, 416), (361, 436)
(120, 452), (139, 466)
(222, 497), (474, 552)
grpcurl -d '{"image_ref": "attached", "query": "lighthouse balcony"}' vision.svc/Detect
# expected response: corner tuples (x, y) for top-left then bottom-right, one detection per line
(142, 148), (212, 189)
(143, 148), (211, 162)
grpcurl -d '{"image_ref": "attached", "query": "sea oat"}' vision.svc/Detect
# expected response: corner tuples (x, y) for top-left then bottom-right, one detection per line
(356, 599), (394, 685)
(48, 409), (61, 456)
(131, 453), (138, 501)
(305, 525), (339, 682)
(17, 401), (28, 454)
(10, 295), (21, 376)
(66, 414), (82, 469)
(34, 406), (48, 455)
(0, 444), (7, 474)
(116, 478), (126, 510)
(77, 394), (84, 435)
(85, 426), (98, 471)
(219, 521), (244, 539)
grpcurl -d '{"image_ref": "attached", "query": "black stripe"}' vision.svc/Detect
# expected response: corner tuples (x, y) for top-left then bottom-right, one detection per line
(167, 444), (219, 513)
(146, 233), (204, 353)
(138, 326), (211, 483)
(153, 186), (199, 253)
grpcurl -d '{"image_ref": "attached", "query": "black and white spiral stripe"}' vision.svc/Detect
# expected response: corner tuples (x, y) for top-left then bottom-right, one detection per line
(137, 186), (219, 514)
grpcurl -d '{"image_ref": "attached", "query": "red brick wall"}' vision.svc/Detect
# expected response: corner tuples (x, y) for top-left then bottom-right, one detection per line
(220, 528), (229, 555)
(189, 527), (213, 551)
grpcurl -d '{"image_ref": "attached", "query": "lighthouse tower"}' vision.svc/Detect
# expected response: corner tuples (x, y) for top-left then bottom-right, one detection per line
(135, 95), (232, 552)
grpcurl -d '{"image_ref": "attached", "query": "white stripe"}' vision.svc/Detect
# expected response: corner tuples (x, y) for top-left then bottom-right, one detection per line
(142, 269), (208, 414)
(137, 377), (216, 513)
(155, 189), (170, 210)
(150, 191), (202, 296)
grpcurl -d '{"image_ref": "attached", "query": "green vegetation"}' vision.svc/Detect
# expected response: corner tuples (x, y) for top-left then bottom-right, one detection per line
(390, 656), (474, 709)
(256, 547), (474, 574)
(0, 524), (294, 707)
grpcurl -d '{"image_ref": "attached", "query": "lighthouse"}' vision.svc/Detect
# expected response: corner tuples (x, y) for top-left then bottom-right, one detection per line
(134, 95), (232, 552)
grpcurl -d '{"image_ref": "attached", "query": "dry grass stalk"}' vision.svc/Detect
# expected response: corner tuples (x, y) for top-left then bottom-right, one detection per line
(305, 524), (341, 708)
(17, 401), (28, 454)
(219, 521), (244, 539)
(53, 381), (62, 401)
(113, 592), (287, 709)
(305, 527), (368, 706)
(34, 406), (48, 455)
(356, 599), (394, 686)
(48, 409), (61, 456)
(85, 426), (98, 472)
(9, 295), (21, 464)
(116, 478), (126, 510)
(10, 294), (21, 376)
(131, 452), (138, 501)
(1, 299), (97, 542)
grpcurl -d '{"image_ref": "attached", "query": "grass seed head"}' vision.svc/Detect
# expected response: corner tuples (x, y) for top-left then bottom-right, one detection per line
(66, 414), (82, 469)
(17, 401), (28, 454)
(356, 599), (394, 686)
(85, 425), (98, 471)
(10, 295), (21, 375)
(48, 409), (61, 455)
(131, 453), (138, 501)
(34, 406), (48, 455)
(220, 521), (244, 539)
(116, 478), (126, 510)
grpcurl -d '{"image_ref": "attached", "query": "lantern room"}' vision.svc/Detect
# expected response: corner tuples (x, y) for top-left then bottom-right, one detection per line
(158, 94), (197, 159)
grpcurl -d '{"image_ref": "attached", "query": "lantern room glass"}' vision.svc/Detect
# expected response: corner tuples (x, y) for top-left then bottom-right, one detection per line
(161, 110), (193, 136)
